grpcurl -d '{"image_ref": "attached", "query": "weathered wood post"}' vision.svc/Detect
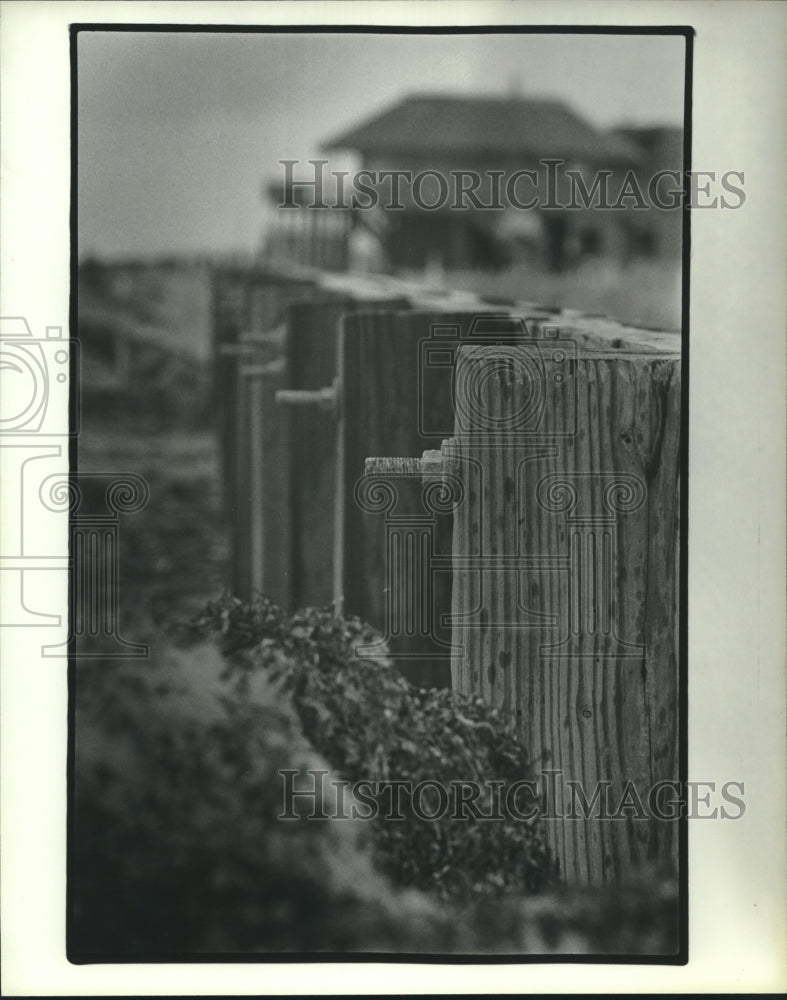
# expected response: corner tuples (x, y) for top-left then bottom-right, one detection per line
(275, 291), (409, 611)
(440, 336), (681, 883)
(214, 267), (410, 608)
(224, 334), (282, 601)
(238, 356), (291, 605)
(211, 266), (252, 511)
(211, 265), (327, 602)
(343, 308), (554, 687)
(211, 265), (320, 515)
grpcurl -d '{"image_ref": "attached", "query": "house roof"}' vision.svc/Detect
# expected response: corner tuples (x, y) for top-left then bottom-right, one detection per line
(322, 94), (642, 165)
(614, 126), (684, 169)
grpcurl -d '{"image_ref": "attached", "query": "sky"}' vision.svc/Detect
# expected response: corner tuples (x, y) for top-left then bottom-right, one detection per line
(77, 30), (686, 259)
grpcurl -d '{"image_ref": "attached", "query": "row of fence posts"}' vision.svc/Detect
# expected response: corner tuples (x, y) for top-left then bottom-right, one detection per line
(212, 262), (682, 887)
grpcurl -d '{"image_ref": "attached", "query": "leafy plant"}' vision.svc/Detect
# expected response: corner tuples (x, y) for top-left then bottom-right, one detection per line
(73, 601), (677, 957)
(72, 643), (457, 956)
(192, 594), (554, 900)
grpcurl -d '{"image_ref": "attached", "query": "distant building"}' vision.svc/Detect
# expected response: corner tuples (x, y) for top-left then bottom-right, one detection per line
(321, 94), (655, 272)
(613, 126), (684, 260)
(263, 94), (684, 274)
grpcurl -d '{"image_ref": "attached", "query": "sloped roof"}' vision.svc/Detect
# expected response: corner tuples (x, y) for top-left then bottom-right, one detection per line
(614, 126), (684, 169)
(322, 94), (642, 164)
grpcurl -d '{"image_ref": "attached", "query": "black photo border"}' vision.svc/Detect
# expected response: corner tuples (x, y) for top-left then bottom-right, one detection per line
(67, 21), (692, 968)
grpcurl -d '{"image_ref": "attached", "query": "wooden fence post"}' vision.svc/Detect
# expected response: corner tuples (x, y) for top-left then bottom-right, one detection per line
(218, 338), (278, 600)
(215, 262), (683, 885)
(343, 309), (550, 687)
(211, 266), (252, 515)
(239, 358), (291, 606)
(445, 340), (681, 883)
(211, 266), (326, 602)
(277, 293), (409, 611)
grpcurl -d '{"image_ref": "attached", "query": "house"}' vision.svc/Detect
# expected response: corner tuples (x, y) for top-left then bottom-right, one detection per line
(320, 93), (652, 272)
(612, 126), (684, 260)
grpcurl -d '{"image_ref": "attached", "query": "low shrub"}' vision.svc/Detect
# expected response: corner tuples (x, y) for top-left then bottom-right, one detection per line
(72, 643), (457, 956)
(73, 602), (678, 957)
(191, 594), (554, 900)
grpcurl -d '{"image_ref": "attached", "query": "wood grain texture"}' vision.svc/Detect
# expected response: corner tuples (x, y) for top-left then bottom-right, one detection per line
(213, 269), (683, 862)
(449, 342), (681, 884)
(341, 309), (533, 687)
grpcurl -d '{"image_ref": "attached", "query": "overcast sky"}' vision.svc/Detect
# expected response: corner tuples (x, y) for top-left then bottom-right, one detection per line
(77, 30), (686, 259)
